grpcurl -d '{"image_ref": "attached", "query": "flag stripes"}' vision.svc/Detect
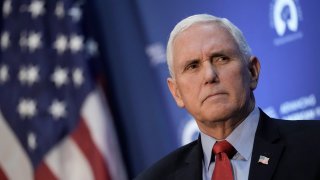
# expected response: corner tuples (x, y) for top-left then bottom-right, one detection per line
(71, 117), (111, 180)
(35, 162), (57, 180)
(0, 110), (33, 180)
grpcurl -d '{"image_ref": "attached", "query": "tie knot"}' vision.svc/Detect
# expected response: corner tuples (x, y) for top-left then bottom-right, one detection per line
(212, 140), (236, 159)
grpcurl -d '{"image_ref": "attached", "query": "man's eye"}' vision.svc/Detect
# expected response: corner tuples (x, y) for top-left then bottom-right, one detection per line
(185, 63), (199, 70)
(215, 56), (229, 63)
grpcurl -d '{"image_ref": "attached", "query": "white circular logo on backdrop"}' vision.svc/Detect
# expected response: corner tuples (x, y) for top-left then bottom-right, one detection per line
(273, 0), (299, 36)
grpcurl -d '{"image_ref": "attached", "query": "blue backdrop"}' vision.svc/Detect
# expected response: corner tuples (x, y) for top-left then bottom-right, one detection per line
(89, 0), (320, 178)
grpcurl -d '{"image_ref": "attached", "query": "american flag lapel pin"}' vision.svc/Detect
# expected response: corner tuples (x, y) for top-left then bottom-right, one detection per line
(258, 155), (270, 165)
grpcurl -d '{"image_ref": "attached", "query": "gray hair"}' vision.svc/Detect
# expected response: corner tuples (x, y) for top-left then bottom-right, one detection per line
(166, 14), (252, 77)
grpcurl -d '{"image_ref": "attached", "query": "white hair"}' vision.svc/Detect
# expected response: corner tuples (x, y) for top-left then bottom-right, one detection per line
(166, 14), (252, 77)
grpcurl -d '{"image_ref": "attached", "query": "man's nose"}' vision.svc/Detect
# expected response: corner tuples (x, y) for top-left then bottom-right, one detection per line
(203, 63), (218, 85)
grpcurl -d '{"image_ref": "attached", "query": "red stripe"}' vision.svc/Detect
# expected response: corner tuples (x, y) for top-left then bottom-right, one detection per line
(0, 167), (8, 180)
(35, 161), (58, 180)
(71, 117), (111, 180)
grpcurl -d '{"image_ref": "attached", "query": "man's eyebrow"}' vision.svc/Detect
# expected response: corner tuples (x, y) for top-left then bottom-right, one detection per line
(182, 59), (200, 67)
(177, 59), (200, 74)
(209, 51), (227, 58)
(211, 48), (241, 58)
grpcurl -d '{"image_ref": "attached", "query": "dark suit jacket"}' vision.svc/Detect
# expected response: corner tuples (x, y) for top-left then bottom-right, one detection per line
(135, 110), (320, 180)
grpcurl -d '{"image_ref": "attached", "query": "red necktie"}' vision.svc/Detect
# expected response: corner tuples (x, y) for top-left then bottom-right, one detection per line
(211, 140), (236, 180)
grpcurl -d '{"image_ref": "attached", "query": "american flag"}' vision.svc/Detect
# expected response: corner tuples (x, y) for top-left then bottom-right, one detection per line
(0, 0), (127, 179)
(258, 155), (270, 165)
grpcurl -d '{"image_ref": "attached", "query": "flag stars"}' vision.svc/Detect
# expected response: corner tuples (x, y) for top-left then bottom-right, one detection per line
(55, 1), (65, 18)
(28, 132), (37, 150)
(51, 67), (68, 87)
(17, 98), (37, 119)
(86, 39), (99, 56)
(69, 34), (83, 53)
(72, 68), (84, 87)
(53, 34), (68, 54)
(19, 31), (42, 52)
(53, 34), (86, 54)
(19, 32), (28, 48)
(28, 0), (45, 18)
(28, 32), (42, 52)
(0, 65), (9, 83)
(68, 6), (82, 22)
(49, 99), (67, 120)
(1, 31), (10, 50)
(2, 0), (12, 17)
(18, 65), (39, 86)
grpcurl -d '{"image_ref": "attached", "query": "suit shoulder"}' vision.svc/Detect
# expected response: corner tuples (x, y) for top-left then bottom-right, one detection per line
(135, 140), (199, 180)
(271, 118), (320, 141)
(273, 118), (320, 131)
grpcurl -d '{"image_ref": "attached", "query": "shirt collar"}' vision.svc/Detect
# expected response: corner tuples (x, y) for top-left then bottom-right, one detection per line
(200, 107), (260, 170)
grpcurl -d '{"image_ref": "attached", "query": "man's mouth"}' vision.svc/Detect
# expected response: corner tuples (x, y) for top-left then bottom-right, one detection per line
(202, 93), (227, 103)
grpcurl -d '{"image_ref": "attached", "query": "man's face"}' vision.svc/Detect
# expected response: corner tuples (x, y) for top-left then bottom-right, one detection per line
(167, 22), (260, 126)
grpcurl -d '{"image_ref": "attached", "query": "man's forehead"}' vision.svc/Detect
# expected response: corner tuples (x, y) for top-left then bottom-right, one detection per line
(173, 24), (237, 56)
(173, 22), (234, 49)
(176, 21), (226, 37)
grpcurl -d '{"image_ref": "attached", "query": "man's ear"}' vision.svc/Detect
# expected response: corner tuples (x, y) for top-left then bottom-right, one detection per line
(248, 56), (261, 90)
(167, 77), (185, 108)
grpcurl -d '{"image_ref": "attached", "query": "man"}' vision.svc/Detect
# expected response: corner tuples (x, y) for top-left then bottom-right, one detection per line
(135, 14), (320, 180)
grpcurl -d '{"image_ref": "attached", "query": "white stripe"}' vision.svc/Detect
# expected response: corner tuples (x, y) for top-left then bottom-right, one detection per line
(82, 88), (128, 180)
(45, 137), (94, 180)
(0, 110), (33, 180)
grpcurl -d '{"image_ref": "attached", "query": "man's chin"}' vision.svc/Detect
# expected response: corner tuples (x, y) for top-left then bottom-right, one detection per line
(200, 109), (235, 123)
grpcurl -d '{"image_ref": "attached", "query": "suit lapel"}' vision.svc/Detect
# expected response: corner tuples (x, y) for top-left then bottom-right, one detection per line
(172, 137), (203, 180)
(249, 110), (285, 180)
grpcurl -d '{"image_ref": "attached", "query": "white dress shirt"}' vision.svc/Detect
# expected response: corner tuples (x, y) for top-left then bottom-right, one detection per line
(201, 107), (260, 180)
